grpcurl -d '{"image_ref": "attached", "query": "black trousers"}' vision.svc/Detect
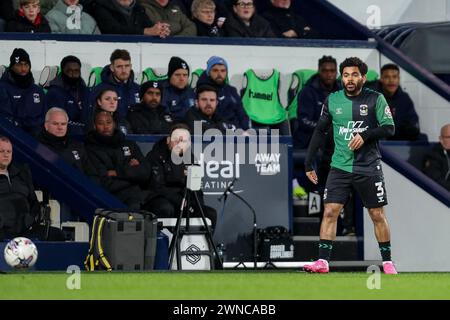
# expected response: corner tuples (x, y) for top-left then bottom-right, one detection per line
(144, 196), (217, 230)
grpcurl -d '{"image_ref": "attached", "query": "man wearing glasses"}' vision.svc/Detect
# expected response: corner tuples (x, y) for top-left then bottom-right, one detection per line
(423, 124), (450, 191)
(223, 0), (275, 38)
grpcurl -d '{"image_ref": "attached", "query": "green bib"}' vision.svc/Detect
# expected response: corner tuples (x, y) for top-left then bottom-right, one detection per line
(242, 69), (286, 125)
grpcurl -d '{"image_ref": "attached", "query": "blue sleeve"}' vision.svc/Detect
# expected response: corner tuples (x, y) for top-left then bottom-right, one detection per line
(230, 86), (250, 130)
(297, 87), (319, 133)
(0, 85), (14, 122)
(46, 87), (66, 109)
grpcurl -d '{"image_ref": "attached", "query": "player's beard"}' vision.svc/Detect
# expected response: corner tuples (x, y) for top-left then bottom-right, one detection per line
(344, 79), (364, 96)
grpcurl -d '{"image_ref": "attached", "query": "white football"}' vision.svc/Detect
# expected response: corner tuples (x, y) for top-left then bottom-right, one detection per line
(4, 237), (38, 269)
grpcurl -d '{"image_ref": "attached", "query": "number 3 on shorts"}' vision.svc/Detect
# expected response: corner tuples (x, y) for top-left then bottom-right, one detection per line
(375, 181), (384, 197)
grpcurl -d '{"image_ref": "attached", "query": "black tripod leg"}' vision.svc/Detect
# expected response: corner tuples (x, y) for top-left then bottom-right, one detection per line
(169, 189), (188, 270)
(193, 191), (223, 270)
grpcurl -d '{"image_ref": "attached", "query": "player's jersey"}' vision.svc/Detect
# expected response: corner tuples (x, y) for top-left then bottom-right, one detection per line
(322, 88), (394, 175)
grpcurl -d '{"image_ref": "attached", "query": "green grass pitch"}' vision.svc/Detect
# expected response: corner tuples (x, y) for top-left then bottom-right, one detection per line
(1, 272), (450, 300)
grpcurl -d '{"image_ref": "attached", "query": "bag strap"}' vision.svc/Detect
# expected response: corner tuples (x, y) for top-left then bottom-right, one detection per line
(97, 217), (112, 272)
(84, 215), (100, 271)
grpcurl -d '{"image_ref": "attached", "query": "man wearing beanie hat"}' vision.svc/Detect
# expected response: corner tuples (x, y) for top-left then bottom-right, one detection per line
(0, 48), (46, 136)
(127, 80), (173, 134)
(46, 55), (90, 136)
(160, 56), (195, 121)
(196, 55), (249, 130)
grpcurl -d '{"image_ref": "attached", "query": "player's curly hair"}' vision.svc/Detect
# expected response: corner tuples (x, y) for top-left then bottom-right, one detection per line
(339, 57), (368, 76)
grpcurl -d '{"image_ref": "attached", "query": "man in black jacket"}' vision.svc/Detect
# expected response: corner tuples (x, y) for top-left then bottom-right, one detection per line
(223, 0), (275, 38)
(144, 123), (217, 228)
(127, 80), (173, 134)
(38, 108), (91, 174)
(85, 111), (150, 209)
(46, 55), (90, 136)
(0, 136), (64, 241)
(183, 85), (235, 135)
(262, 0), (319, 39)
(423, 124), (450, 191)
(368, 64), (423, 141)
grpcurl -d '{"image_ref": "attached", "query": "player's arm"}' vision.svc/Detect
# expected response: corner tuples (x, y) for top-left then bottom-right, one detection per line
(360, 94), (395, 142)
(304, 100), (332, 184)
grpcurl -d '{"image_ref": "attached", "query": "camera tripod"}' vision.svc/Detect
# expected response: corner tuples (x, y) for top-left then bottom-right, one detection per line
(168, 188), (223, 270)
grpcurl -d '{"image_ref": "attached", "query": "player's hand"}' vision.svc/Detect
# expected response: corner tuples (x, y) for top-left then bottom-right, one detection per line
(306, 170), (318, 185)
(348, 133), (365, 151)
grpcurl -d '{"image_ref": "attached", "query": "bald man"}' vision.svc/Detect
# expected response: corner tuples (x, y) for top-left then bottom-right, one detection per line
(423, 124), (450, 191)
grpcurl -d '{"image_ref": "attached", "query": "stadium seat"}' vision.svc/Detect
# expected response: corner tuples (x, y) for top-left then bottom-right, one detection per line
(0, 65), (5, 79)
(39, 65), (60, 89)
(286, 69), (317, 120)
(141, 67), (168, 84)
(190, 68), (204, 88)
(366, 69), (379, 82)
(88, 66), (103, 87)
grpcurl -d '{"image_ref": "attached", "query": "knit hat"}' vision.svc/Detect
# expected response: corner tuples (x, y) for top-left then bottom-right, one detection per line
(206, 56), (228, 75)
(167, 56), (189, 79)
(9, 48), (31, 68)
(139, 80), (161, 99)
(60, 55), (81, 70)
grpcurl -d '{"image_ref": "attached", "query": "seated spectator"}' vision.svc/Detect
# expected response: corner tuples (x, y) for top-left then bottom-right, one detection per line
(183, 84), (236, 134)
(174, 0), (228, 23)
(0, 0), (15, 31)
(368, 64), (422, 141)
(85, 111), (150, 209)
(143, 123), (217, 228)
(191, 0), (223, 37)
(423, 124), (450, 191)
(293, 55), (340, 149)
(0, 48), (46, 136)
(45, 0), (100, 34)
(139, 0), (196, 37)
(197, 56), (249, 129)
(91, 49), (140, 120)
(91, 88), (131, 135)
(127, 80), (173, 134)
(222, 0), (275, 38)
(262, 0), (319, 39)
(6, 0), (51, 33)
(89, 0), (170, 38)
(38, 108), (92, 174)
(161, 56), (195, 121)
(0, 136), (65, 241)
(46, 55), (90, 135)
